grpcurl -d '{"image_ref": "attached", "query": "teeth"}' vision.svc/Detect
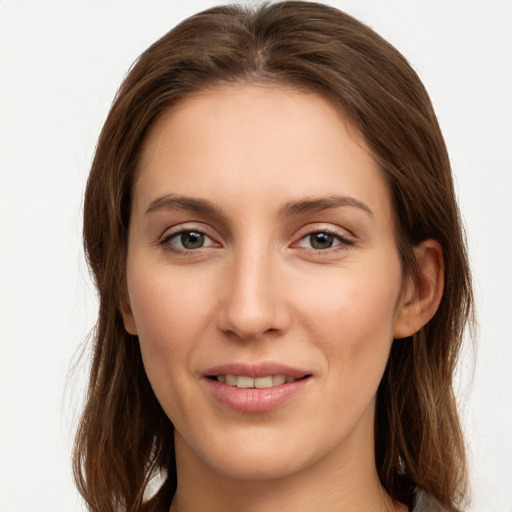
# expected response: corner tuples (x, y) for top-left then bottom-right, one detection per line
(237, 376), (254, 388)
(216, 374), (294, 388)
(225, 374), (237, 386)
(272, 375), (286, 385)
(255, 376), (273, 388)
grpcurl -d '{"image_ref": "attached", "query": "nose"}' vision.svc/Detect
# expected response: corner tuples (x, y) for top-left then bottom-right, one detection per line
(216, 250), (290, 340)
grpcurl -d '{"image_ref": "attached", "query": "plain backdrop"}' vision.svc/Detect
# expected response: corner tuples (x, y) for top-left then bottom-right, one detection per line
(1, 1), (511, 511)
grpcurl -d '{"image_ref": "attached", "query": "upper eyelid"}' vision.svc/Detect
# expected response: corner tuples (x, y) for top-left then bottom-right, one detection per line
(158, 228), (220, 253)
(295, 231), (354, 246)
(162, 229), (214, 242)
(290, 223), (358, 249)
(292, 223), (356, 240)
(157, 222), (355, 245)
(159, 223), (218, 241)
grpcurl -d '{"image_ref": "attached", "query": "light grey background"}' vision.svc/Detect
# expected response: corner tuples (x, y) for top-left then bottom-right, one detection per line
(1, 1), (511, 511)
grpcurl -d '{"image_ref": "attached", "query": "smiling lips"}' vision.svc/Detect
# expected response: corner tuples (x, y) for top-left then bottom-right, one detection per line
(204, 364), (311, 413)
(214, 374), (297, 388)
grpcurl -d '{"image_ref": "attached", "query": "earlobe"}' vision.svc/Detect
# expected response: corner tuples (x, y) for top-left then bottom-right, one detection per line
(119, 300), (138, 335)
(394, 240), (444, 339)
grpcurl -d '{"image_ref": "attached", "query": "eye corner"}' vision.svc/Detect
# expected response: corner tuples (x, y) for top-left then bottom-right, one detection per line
(157, 226), (222, 255)
(291, 227), (356, 253)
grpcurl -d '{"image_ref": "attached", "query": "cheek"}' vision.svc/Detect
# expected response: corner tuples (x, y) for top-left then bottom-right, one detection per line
(302, 278), (400, 436)
(125, 267), (223, 429)
(299, 269), (400, 346)
(126, 266), (217, 385)
(129, 264), (212, 334)
(295, 258), (402, 395)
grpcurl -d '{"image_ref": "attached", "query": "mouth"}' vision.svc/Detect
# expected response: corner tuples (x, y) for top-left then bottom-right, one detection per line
(203, 364), (312, 413)
(207, 374), (310, 389)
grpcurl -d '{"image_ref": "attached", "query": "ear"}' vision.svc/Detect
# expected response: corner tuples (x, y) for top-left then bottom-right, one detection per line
(394, 240), (444, 339)
(119, 299), (138, 335)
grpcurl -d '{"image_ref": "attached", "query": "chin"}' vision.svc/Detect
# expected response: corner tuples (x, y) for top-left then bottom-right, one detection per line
(210, 449), (313, 481)
(176, 424), (333, 483)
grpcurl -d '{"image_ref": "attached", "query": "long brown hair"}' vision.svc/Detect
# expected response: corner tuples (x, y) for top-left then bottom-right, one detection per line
(74, 2), (473, 511)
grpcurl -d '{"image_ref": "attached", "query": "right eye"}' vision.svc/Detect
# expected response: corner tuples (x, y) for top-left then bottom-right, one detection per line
(160, 229), (218, 251)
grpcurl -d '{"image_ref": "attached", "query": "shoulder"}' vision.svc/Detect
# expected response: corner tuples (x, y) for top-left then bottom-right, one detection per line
(412, 489), (460, 512)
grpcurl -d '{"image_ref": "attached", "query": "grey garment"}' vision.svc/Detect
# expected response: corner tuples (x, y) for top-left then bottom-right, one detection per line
(413, 489), (455, 512)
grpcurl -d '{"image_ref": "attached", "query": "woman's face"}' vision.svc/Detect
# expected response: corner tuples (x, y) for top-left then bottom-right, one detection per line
(122, 84), (412, 481)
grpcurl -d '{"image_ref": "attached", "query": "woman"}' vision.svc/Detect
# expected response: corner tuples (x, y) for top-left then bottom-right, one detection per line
(74, 2), (473, 511)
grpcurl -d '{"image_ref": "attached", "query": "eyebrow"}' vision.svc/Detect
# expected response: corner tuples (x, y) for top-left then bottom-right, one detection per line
(145, 194), (373, 218)
(145, 194), (227, 218)
(279, 196), (373, 217)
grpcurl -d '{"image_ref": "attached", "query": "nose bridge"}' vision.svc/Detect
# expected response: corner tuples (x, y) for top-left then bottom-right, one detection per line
(217, 241), (287, 339)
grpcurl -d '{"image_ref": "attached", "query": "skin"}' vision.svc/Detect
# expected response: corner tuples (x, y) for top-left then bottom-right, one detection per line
(121, 84), (443, 512)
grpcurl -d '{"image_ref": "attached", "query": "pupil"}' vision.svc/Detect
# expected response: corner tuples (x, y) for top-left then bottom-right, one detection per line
(181, 231), (204, 249)
(310, 232), (333, 249)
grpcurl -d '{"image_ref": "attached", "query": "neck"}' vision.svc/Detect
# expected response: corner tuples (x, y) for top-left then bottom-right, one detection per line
(170, 464), (399, 512)
(169, 407), (406, 512)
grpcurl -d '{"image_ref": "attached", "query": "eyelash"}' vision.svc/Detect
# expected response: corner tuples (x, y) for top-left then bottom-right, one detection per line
(158, 228), (219, 254)
(294, 229), (355, 253)
(158, 227), (355, 255)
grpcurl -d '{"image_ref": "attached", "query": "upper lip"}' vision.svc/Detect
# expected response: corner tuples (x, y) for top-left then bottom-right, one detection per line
(204, 362), (311, 379)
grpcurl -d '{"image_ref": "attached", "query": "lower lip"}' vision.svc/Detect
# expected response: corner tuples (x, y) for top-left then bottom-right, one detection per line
(204, 378), (310, 413)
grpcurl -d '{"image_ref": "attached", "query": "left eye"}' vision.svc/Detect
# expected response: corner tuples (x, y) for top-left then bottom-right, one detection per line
(162, 230), (217, 250)
(297, 232), (347, 250)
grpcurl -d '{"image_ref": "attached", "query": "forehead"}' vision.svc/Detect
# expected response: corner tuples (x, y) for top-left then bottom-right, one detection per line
(134, 83), (392, 221)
